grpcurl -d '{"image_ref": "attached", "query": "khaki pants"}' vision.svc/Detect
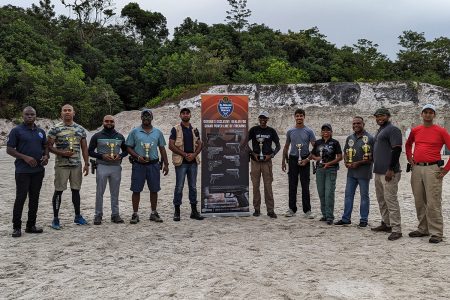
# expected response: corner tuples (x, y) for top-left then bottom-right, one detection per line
(250, 159), (274, 213)
(374, 173), (402, 233)
(410, 165), (444, 237)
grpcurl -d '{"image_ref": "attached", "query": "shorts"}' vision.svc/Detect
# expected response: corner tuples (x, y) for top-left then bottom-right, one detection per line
(130, 162), (161, 193)
(54, 165), (82, 191)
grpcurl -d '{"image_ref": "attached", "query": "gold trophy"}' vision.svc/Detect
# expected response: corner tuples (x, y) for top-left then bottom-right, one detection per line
(66, 136), (76, 152)
(296, 144), (303, 165)
(362, 136), (371, 160)
(346, 139), (356, 163)
(141, 142), (153, 160)
(256, 137), (265, 161)
(107, 141), (119, 159)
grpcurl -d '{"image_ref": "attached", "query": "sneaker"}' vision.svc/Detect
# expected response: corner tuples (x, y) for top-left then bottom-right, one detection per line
(93, 216), (102, 225)
(326, 220), (333, 225)
(388, 232), (403, 241)
(371, 222), (392, 232)
(358, 222), (368, 228)
(11, 228), (22, 238)
(253, 209), (261, 217)
(74, 215), (88, 225)
(304, 211), (315, 219)
(408, 230), (429, 238)
(149, 211), (163, 223)
(335, 220), (351, 226)
(25, 226), (43, 233)
(267, 211), (277, 219)
(130, 213), (140, 224)
(111, 215), (124, 224)
(51, 218), (61, 230)
(429, 235), (443, 244)
(285, 209), (296, 217)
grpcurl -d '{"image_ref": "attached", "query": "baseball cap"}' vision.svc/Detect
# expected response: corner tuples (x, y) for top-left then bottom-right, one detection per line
(373, 108), (391, 116)
(180, 107), (191, 114)
(321, 123), (332, 131)
(421, 104), (436, 112)
(258, 111), (269, 118)
(141, 108), (153, 117)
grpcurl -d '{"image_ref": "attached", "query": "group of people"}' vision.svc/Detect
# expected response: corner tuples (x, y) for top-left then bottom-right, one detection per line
(7, 103), (450, 244)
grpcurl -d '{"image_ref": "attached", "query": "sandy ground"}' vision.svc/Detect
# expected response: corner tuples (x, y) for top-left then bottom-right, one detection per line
(1, 136), (450, 299)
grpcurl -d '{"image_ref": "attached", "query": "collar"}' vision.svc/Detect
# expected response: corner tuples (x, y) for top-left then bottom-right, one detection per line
(139, 125), (154, 133)
(21, 123), (37, 130)
(180, 122), (192, 129)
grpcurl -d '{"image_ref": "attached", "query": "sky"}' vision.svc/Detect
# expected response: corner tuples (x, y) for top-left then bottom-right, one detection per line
(3, 0), (450, 59)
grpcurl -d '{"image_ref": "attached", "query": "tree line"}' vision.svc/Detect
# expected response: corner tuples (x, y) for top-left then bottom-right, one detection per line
(1, 0), (449, 128)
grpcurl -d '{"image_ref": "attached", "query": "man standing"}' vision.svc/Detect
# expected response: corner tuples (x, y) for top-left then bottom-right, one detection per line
(126, 109), (169, 224)
(335, 117), (374, 227)
(168, 108), (204, 221)
(88, 115), (128, 225)
(282, 108), (316, 218)
(7, 107), (48, 237)
(371, 108), (403, 241)
(48, 104), (90, 229)
(405, 104), (450, 243)
(248, 111), (281, 218)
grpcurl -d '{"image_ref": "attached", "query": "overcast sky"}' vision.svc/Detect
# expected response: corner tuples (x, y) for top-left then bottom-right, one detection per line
(3, 0), (450, 59)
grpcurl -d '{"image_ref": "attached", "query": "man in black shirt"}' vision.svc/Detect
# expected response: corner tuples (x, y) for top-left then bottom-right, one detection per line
(248, 111), (281, 218)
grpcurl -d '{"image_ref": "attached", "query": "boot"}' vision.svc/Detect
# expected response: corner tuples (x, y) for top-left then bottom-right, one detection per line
(190, 203), (204, 220)
(173, 205), (181, 221)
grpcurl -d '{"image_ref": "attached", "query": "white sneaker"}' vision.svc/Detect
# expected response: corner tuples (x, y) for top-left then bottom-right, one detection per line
(285, 209), (296, 217)
(304, 211), (315, 219)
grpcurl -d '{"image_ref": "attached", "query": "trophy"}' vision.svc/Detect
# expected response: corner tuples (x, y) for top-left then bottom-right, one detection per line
(296, 144), (303, 165)
(66, 136), (76, 152)
(346, 139), (356, 163)
(256, 137), (265, 161)
(362, 135), (371, 160)
(107, 141), (119, 159)
(141, 142), (153, 160)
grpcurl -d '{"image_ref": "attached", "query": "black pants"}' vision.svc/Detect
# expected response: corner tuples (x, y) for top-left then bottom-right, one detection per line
(12, 171), (45, 229)
(288, 156), (311, 213)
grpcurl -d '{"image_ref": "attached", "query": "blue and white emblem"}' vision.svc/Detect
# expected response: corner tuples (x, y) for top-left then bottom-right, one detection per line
(38, 132), (44, 139)
(217, 96), (233, 118)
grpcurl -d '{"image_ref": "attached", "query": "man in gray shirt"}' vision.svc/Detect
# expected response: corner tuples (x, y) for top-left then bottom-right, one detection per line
(371, 108), (403, 241)
(282, 108), (316, 218)
(335, 117), (374, 227)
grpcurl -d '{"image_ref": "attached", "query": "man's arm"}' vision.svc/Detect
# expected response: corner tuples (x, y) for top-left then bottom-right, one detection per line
(47, 137), (73, 157)
(405, 129), (415, 164)
(281, 141), (289, 172)
(88, 134), (102, 159)
(6, 147), (38, 167)
(80, 138), (89, 176)
(159, 146), (169, 176)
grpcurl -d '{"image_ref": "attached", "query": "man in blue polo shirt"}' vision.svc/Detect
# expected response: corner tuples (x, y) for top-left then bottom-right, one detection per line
(7, 106), (49, 237)
(126, 109), (169, 224)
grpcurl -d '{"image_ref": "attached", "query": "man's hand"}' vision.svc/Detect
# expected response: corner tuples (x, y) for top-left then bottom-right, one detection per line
(40, 155), (49, 166)
(162, 163), (169, 176)
(83, 163), (89, 176)
(113, 154), (122, 161)
(24, 156), (38, 167)
(186, 153), (195, 162)
(299, 159), (309, 166)
(102, 154), (114, 161)
(385, 169), (394, 182)
(61, 150), (74, 158)
(264, 154), (272, 162)
(137, 156), (147, 163)
(323, 162), (331, 169)
(437, 168), (448, 179)
(407, 157), (415, 165)
(282, 161), (287, 172)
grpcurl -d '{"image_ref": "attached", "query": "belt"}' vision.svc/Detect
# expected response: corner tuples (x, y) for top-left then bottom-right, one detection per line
(416, 162), (438, 166)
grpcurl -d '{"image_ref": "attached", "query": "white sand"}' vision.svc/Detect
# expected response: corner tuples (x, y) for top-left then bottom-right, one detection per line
(1, 132), (450, 299)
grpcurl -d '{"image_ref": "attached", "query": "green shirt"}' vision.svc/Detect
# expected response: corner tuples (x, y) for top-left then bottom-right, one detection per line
(48, 122), (87, 167)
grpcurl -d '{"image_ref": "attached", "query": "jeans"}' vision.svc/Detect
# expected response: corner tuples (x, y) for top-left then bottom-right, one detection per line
(173, 163), (198, 206)
(13, 171), (45, 229)
(342, 176), (370, 223)
(288, 156), (311, 213)
(316, 167), (337, 221)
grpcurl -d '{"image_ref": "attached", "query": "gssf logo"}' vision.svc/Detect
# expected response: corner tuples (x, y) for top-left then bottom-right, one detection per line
(217, 96), (233, 118)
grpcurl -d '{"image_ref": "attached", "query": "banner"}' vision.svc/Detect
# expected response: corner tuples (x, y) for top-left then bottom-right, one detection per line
(201, 94), (250, 216)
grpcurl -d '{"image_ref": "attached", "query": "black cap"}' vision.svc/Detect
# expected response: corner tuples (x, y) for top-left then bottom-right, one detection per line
(321, 123), (332, 131)
(180, 107), (191, 114)
(373, 108), (390, 116)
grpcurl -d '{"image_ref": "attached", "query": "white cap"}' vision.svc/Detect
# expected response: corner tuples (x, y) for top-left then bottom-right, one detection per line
(258, 111), (269, 118)
(422, 104), (436, 112)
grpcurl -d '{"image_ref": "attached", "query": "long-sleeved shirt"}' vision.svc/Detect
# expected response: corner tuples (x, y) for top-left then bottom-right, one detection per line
(88, 128), (128, 165)
(405, 124), (450, 171)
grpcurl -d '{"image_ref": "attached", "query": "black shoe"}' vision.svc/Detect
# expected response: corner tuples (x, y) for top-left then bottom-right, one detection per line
(358, 222), (368, 228)
(25, 226), (43, 233)
(319, 217), (327, 222)
(388, 232), (403, 241)
(190, 204), (204, 220)
(334, 220), (351, 226)
(253, 209), (261, 217)
(130, 213), (140, 224)
(93, 216), (102, 225)
(150, 211), (164, 223)
(267, 211), (277, 219)
(12, 228), (22, 238)
(371, 222), (392, 232)
(429, 235), (443, 243)
(326, 220), (333, 225)
(409, 230), (429, 238)
(111, 215), (124, 224)
(174, 205), (181, 222)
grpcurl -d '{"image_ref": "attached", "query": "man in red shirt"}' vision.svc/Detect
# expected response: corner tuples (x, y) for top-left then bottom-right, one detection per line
(405, 104), (450, 243)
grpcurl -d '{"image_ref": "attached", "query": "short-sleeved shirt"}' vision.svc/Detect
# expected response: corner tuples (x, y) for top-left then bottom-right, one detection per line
(373, 122), (402, 174)
(47, 122), (87, 167)
(286, 126), (316, 157)
(311, 138), (342, 169)
(343, 131), (374, 179)
(126, 126), (166, 160)
(248, 126), (280, 159)
(7, 123), (47, 173)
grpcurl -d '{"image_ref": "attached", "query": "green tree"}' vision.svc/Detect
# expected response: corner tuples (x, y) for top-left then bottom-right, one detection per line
(225, 0), (252, 33)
